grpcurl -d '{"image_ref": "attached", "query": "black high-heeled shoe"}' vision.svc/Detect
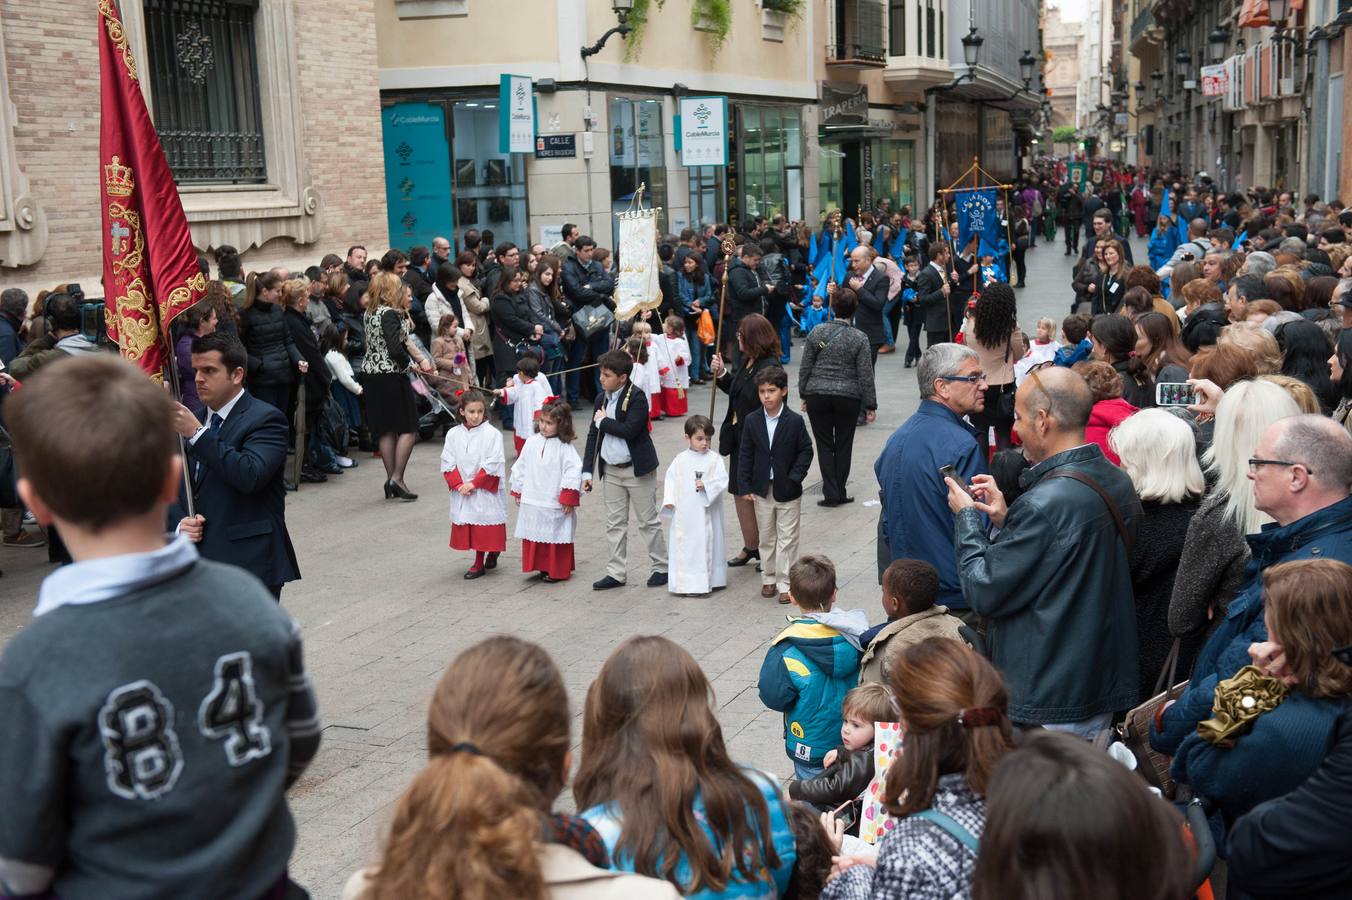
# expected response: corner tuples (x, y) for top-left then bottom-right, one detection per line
(728, 546), (760, 567)
(383, 480), (397, 499)
(389, 480), (418, 501)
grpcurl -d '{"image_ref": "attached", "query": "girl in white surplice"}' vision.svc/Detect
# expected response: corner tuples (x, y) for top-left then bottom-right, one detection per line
(439, 391), (507, 580)
(661, 414), (729, 596)
(509, 400), (583, 582)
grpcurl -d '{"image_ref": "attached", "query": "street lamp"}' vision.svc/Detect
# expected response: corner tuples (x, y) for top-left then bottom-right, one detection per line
(1018, 49), (1037, 88)
(961, 26), (985, 68)
(581, 0), (635, 58)
(1150, 68), (1164, 98)
(1176, 47), (1192, 82)
(1267, 0), (1289, 26)
(1207, 25), (1231, 62)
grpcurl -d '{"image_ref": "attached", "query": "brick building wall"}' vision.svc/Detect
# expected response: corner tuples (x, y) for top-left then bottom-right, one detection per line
(0, 0), (388, 298)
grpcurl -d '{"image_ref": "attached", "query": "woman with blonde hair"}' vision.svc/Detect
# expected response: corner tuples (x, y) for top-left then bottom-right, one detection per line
(362, 271), (434, 501)
(825, 638), (1015, 900)
(344, 637), (678, 900)
(1168, 380), (1301, 645)
(1218, 322), (1281, 374)
(576, 635), (795, 898)
(1110, 410), (1206, 698)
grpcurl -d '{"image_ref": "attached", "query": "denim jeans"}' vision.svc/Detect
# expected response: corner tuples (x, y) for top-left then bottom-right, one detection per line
(331, 383), (361, 429)
(1043, 712), (1112, 742)
(793, 759), (825, 781)
(778, 315), (794, 363)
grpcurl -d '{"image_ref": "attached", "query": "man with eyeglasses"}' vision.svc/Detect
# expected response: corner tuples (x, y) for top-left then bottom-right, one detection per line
(874, 344), (989, 626)
(946, 365), (1141, 739)
(1152, 414), (1352, 760)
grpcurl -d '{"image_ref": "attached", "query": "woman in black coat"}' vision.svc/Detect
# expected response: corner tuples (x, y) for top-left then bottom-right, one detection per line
(488, 266), (541, 386)
(281, 280), (337, 478)
(1110, 408), (1207, 700)
(238, 271), (303, 414)
(710, 313), (781, 567)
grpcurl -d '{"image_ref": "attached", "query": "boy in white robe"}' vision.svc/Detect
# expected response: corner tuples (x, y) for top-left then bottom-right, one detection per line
(661, 414), (728, 595)
(440, 391), (508, 579)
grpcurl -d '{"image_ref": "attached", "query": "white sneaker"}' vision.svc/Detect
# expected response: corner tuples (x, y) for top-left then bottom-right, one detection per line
(335, 455), (357, 468)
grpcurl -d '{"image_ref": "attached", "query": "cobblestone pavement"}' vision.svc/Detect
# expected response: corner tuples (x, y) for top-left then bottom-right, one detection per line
(0, 231), (1124, 898)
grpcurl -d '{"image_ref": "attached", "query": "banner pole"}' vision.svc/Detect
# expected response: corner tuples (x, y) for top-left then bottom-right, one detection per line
(708, 234), (736, 420)
(164, 356), (197, 518)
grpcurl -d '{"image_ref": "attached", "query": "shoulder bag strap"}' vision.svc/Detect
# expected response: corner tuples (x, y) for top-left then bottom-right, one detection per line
(1045, 469), (1134, 555)
(1154, 636), (1183, 699)
(912, 809), (980, 853)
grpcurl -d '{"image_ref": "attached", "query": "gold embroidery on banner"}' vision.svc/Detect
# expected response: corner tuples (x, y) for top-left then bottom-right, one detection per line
(99, 0), (139, 82)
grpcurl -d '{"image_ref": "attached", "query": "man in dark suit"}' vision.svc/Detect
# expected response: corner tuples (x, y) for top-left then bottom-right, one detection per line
(847, 246), (889, 363)
(915, 242), (953, 347)
(581, 350), (667, 591)
(172, 332), (300, 599)
(949, 236), (979, 336)
(737, 365), (813, 602)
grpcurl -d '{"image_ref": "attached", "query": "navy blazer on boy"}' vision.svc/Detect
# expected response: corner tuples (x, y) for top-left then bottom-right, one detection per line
(172, 389), (300, 590)
(737, 404), (814, 502)
(582, 380), (659, 479)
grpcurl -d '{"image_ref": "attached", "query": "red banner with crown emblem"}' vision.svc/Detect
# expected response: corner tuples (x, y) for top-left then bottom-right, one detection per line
(99, 0), (206, 380)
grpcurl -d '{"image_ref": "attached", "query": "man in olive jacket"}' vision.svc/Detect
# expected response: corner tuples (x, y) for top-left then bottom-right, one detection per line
(945, 366), (1141, 736)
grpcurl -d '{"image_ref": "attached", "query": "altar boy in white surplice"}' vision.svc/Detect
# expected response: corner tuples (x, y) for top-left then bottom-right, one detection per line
(661, 414), (729, 596)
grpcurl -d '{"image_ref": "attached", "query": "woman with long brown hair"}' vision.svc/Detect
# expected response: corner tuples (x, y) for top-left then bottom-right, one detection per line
(575, 635), (796, 899)
(710, 313), (782, 567)
(825, 638), (1014, 899)
(344, 636), (677, 900)
(362, 270), (434, 501)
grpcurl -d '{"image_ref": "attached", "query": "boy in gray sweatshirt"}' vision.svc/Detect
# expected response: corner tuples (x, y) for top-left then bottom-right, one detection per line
(0, 354), (320, 900)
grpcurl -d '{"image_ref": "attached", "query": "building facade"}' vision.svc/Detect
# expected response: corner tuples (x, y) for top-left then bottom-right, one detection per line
(1126, 0), (1352, 200)
(1043, 3), (1085, 133)
(0, 0), (389, 297)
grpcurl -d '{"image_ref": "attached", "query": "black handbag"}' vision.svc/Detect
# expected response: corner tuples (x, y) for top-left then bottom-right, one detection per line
(572, 303), (615, 339)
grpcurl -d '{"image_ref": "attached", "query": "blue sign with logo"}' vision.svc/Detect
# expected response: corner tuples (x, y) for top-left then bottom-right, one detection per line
(381, 102), (453, 252)
(954, 188), (1000, 253)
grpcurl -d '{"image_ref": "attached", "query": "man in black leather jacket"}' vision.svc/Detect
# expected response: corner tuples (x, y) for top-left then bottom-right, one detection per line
(946, 366), (1141, 736)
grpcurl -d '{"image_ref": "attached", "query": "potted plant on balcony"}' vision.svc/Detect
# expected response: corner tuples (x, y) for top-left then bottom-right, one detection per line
(624, 0), (732, 57)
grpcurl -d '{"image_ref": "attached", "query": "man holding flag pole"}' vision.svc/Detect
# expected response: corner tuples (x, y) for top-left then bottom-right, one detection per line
(99, 0), (300, 598)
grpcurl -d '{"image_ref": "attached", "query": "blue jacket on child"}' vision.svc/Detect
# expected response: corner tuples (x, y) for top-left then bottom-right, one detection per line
(758, 616), (862, 766)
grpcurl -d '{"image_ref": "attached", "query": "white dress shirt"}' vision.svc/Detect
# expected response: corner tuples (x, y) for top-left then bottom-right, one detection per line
(188, 388), (246, 445)
(764, 403), (783, 480)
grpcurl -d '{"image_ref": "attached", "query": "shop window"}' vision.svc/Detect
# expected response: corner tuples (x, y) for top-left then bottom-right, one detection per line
(869, 140), (915, 212)
(819, 148), (844, 215)
(689, 166), (726, 228)
(739, 106), (803, 221)
(608, 98), (668, 248)
(144, 0), (266, 184)
(451, 100), (528, 251)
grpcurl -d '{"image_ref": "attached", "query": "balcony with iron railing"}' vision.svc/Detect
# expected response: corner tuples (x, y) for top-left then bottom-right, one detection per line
(1129, 2), (1164, 52)
(828, 0), (887, 67)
